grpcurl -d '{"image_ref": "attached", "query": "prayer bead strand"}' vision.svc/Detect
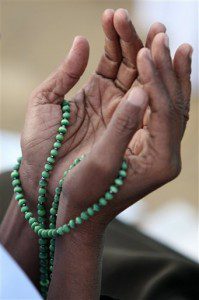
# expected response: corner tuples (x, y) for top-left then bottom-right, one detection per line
(11, 100), (128, 298)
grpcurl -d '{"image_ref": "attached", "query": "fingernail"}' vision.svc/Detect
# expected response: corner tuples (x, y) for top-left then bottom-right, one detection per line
(164, 34), (169, 48)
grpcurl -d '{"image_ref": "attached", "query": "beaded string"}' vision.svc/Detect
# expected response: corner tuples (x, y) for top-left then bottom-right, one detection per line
(11, 100), (128, 299)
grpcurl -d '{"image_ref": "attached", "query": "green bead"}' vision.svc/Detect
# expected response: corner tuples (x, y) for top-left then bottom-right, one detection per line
(38, 196), (47, 204)
(58, 126), (67, 134)
(54, 194), (60, 202)
(110, 185), (118, 194)
(39, 188), (46, 196)
(81, 211), (89, 221)
(55, 187), (61, 195)
(39, 179), (47, 187)
(34, 225), (41, 234)
(50, 149), (58, 156)
(37, 203), (44, 210)
(15, 193), (24, 201)
(75, 217), (82, 225)
(61, 119), (69, 126)
(50, 208), (56, 215)
(39, 252), (48, 259)
(11, 170), (19, 179)
(38, 209), (46, 217)
(49, 215), (56, 223)
(87, 207), (95, 216)
(58, 179), (63, 187)
(13, 163), (20, 170)
(39, 239), (47, 245)
(63, 171), (68, 177)
(29, 217), (36, 225)
(62, 112), (70, 119)
(68, 219), (75, 229)
(56, 134), (64, 142)
(49, 244), (55, 252)
(74, 158), (81, 165)
(47, 229), (53, 238)
(93, 204), (100, 212)
(62, 99), (69, 106)
(53, 142), (61, 149)
(119, 170), (127, 178)
(45, 163), (53, 171)
(52, 229), (57, 237)
(12, 179), (20, 187)
(50, 266), (53, 272)
(25, 212), (33, 220)
(57, 227), (64, 236)
(42, 171), (49, 179)
(105, 192), (113, 200)
(63, 224), (70, 233)
(115, 178), (123, 186)
(49, 223), (55, 229)
(14, 186), (22, 193)
(122, 161), (128, 170)
(99, 198), (107, 206)
(50, 238), (55, 245)
(52, 202), (58, 209)
(38, 216), (45, 223)
(40, 266), (48, 274)
(62, 105), (70, 112)
(41, 230), (48, 238)
(18, 199), (26, 206)
(31, 223), (37, 231)
(17, 157), (22, 163)
(40, 245), (47, 252)
(47, 156), (55, 164)
(38, 229), (43, 237)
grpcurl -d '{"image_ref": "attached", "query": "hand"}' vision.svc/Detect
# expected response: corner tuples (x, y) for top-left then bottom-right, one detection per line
(19, 9), (166, 207)
(57, 33), (193, 232)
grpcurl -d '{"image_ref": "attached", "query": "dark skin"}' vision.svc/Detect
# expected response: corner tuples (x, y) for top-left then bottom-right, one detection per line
(0, 8), (192, 300)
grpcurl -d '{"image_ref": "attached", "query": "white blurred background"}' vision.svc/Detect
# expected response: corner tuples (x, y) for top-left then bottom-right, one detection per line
(0, 0), (198, 261)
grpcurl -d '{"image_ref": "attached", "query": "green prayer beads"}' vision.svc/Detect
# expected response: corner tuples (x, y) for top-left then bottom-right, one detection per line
(11, 99), (128, 299)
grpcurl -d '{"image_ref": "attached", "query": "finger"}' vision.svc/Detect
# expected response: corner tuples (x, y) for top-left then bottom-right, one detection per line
(137, 48), (176, 150)
(32, 36), (89, 104)
(137, 47), (171, 115)
(113, 9), (143, 92)
(96, 9), (122, 79)
(173, 43), (193, 123)
(151, 33), (179, 100)
(145, 22), (166, 48)
(151, 33), (188, 136)
(92, 87), (148, 168)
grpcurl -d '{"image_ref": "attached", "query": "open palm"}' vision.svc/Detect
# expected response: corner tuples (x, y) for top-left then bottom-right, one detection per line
(20, 9), (165, 201)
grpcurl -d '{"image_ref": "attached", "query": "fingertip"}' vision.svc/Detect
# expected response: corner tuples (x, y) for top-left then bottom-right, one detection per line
(152, 32), (169, 49)
(114, 8), (130, 22)
(72, 35), (89, 51)
(102, 9), (117, 40)
(175, 43), (193, 58)
(102, 8), (115, 20)
(150, 22), (166, 34)
(137, 47), (152, 62)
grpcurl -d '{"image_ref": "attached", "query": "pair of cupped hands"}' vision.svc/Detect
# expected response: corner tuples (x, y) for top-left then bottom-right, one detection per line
(20, 9), (192, 233)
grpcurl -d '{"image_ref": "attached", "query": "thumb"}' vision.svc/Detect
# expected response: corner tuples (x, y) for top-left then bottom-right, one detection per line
(32, 36), (89, 104)
(93, 87), (148, 166)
